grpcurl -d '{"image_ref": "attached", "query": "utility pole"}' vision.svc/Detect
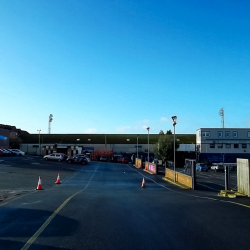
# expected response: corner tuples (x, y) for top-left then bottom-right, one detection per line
(37, 129), (41, 155)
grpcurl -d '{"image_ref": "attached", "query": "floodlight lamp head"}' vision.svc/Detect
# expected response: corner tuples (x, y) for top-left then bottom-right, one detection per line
(171, 115), (177, 121)
(146, 127), (150, 131)
(171, 116), (177, 126)
(49, 114), (53, 122)
(219, 108), (224, 116)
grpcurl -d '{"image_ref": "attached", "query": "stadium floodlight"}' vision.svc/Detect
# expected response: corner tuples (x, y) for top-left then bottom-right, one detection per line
(48, 114), (53, 134)
(219, 108), (224, 128)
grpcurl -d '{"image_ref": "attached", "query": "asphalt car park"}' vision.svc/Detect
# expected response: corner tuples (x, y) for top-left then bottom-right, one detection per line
(195, 169), (237, 192)
(0, 155), (87, 203)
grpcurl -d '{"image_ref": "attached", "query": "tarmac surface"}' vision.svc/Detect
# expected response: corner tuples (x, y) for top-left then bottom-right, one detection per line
(1, 156), (250, 250)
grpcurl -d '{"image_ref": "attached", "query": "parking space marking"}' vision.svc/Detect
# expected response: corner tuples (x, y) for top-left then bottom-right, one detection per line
(0, 160), (4, 162)
(197, 183), (220, 191)
(31, 163), (40, 165)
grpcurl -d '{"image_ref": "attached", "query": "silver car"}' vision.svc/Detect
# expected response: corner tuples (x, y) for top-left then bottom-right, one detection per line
(43, 153), (63, 162)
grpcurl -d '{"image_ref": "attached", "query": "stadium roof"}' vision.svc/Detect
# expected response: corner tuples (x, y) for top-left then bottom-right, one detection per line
(20, 133), (196, 144)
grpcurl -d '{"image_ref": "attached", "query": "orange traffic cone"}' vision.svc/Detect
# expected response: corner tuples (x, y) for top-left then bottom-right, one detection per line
(141, 177), (145, 188)
(36, 176), (43, 190)
(55, 174), (61, 184)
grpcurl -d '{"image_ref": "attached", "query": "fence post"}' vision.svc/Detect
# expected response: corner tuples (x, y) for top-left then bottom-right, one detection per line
(224, 165), (230, 190)
(191, 160), (196, 190)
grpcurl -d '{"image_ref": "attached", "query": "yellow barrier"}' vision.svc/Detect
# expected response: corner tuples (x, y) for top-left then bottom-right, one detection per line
(135, 158), (142, 168)
(165, 168), (193, 189)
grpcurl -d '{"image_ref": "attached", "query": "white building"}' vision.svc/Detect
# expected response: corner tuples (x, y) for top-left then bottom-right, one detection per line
(196, 128), (250, 163)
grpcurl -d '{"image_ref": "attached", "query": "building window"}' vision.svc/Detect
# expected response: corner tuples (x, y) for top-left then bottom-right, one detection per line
(248, 132), (250, 138)
(210, 144), (215, 148)
(202, 131), (210, 137)
(234, 144), (239, 148)
(218, 131), (223, 137)
(226, 144), (231, 148)
(242, 144), (247, 149)
(233, 131), (238, 137)
(225, 131), (230, 137)
(218, 144), (223, 148)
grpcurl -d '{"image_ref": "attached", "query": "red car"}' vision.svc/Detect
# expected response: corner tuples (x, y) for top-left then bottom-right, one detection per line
(122, 157), (129, 163)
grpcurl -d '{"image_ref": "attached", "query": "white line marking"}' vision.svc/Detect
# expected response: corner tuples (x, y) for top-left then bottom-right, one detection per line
(197, 183), (220, 191)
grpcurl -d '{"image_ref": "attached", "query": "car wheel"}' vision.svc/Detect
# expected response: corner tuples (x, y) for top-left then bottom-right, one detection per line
(68, 160), (72, 163)
(58, 159), (62, 162)
(45, 158), (48, 161)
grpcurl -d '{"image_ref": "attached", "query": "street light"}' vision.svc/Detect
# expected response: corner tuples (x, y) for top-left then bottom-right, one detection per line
(37, 129), (41, 155)
(75, 139), (80, 155)
(137, 134), (139, 159)
(171, 115), (177, 182)
(146, 127), (150, 163)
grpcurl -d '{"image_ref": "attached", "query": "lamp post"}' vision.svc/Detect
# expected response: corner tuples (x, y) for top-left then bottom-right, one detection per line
(146, 127), (150, 163)
(171, 116), (177, 182)
(137, 134), (138, 159)
(75, 139), (80, 155)
(37, 129), (41, 155)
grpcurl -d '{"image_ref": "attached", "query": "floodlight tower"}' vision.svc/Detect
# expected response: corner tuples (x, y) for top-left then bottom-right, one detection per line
(48, 114), (53, 134)
(219, 108), (224, 128)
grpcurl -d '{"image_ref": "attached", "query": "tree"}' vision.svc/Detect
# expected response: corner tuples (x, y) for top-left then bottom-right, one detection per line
(159, 130), (164, 134)
(166, 130), (172, 134)
(153, 135), (179, 163)
(9, 132), (22, 149)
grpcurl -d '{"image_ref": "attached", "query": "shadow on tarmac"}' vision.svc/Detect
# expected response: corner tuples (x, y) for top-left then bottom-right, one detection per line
(0, 206), (79, 250)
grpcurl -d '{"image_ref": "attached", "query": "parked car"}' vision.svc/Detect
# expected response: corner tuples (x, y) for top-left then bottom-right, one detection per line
(122, 157), (129, 163)
(4, 149), (17, 156)
(57, 153), (68, 161)
(67, 156), (90, 165)
(9, 149), (25, 156)
(211, 164), (224, 172)
(43, 153), (64, 161)
(100, 156), (107, 161)
(75, 154), (90, 160)
(0, 149), (12, 156)
(196, 163), (209, 172)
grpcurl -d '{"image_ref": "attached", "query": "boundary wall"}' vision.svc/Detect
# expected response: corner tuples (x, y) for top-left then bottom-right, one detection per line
(135, 158), (142, 168)
(145, 162), (157, 174)
(165, 168), (193, 189)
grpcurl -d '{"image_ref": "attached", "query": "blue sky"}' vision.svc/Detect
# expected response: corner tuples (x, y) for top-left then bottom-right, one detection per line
(1, 0), (250, 134)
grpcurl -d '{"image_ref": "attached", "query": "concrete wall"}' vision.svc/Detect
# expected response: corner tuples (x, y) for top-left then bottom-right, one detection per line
(237, 158), (250, 196)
